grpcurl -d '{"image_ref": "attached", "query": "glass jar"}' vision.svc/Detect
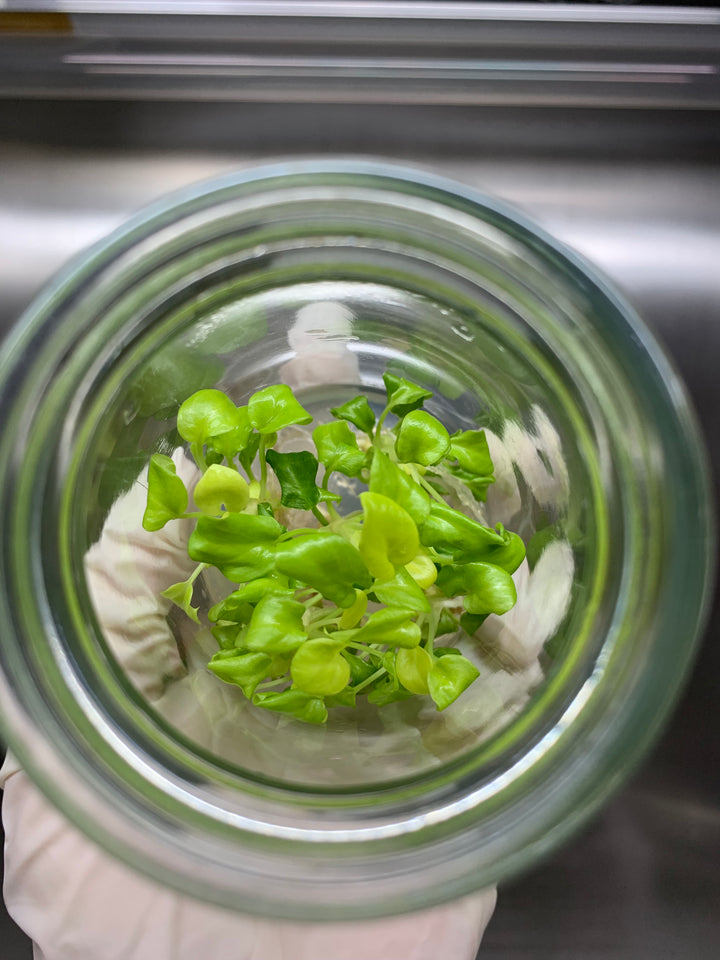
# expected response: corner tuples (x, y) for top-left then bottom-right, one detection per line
(0, 162), (713, 920)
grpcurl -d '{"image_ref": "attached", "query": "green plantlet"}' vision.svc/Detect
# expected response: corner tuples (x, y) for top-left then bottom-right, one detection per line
(194, 464), (250, 515)
(359, 491), (420, 581)
(188, 513), (283, 582)
(291, 638), (351, 696)
(437, 562), (518, 615)
(252, 690), (328, 724)
(353, 608), (422, 648)
(420, 501), (525, 573)
(248, 384), (312, 434)
(275, 532), (372, 607)
(266, 449), (322, 511)
(160, 579), (200, 624)
(146, 376), (526, 723)
(396, 646), (433, 695)
(313, 420), (366, 478)
(208, 651), (273, 698)
(244, 594), (308, 655)
(142, 454), (188, 531)
(330, 395), (376, 435)
(448, 428), (494, 476)
(395, 410), (451, 466)
(382, 373), (433, 417)
(427, 654), (480, 710)
(372, 567), (431, 614)
(177, 389), (246, 470)
(206, 406), (254, 462)
(368, 449), (430, 525)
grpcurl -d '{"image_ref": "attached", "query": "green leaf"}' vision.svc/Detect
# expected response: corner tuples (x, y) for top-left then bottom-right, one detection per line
(338, 589), (368, 629)
(325, 687), (357, 708)
(382, 373), (433, 417)
(256, 501), (275, 518)
(205, 448), (225, 468)
(395, 646), (434, 694)
(427, 654), (480, 710)
(443, 465), (495, 502)
(207, 406), (254, 461)
(142, 454), (188, 531)
(448, 429), (494, 476)
(209, 578), (292, 622)
(194, 464), (250, 515)
(372, 567), (431, 614)
(291, 637), (351, 696)
(207, 651), (272, 698)
(483, 525), (526, 574)
(188, 513), (283, 582)
(366, 676), (414, 706)
(238, 431), (261, 477)
(403, 552), (438, 590)
(420, 501), (525, 572)
(345, 652), (378, 686)
(244, 595), (308, 654)
(211, 622), (245, 649)
(359, 491), (420, 581)
(275, 532), (372, 608)
(459, 612), (488, 636)
(177, 389), (242, 446)
(395, 410), (451, 466)
(252, 689), (328, 724)
(437, 562), (517, 615)
(248, 384), (312, 434)
(265, 449), (321, 510)
(354, 608), (422, 648)
(368, 450), (430, 526)
(160, 579), (200, 624)
(435, 610), (459, 638)
(330, 395), (376, 435)
(313, 420), (366, 478)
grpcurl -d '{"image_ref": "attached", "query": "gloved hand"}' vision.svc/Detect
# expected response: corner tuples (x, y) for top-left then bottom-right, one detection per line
(1, 452), (498, 960)
(2, 764), (496, 960)
(2, 299), (574, 960)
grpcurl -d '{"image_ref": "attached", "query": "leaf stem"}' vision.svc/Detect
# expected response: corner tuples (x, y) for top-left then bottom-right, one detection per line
(425, 602), (442, 654)
(301, 593), (324, 609)
(352, 667), (387, 694)
(321, 468), (342, 524)
(255, 677), (288, 692)
(244, 459), (257, 484)
(409, 466), (446, 504)
(344, 640), (384, 661)
(258, 435), (268, 500)
(190, 441), (208, 473)
(374, 405), (391, 443)
(188, 562), (209, 585)
(309, 610), (343, 631)
(279, 527), (322, 541)
(311, 505), (330, 526)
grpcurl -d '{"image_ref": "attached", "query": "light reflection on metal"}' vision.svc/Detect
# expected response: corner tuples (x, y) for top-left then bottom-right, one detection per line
(7, 2), (720, 26)
(63, 53), (717, 85)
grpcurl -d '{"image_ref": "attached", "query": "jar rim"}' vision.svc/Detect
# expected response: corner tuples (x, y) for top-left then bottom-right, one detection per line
(0, 160), (714, 919)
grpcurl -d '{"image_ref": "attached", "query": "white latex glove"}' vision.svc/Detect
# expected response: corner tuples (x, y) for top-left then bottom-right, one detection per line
(1, 455), (497, 960)
(2, 303), (574, 959)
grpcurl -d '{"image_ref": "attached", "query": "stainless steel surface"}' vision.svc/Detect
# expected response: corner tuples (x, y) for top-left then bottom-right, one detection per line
(0, 98), (718, 958)
(2, 4), (720, 107)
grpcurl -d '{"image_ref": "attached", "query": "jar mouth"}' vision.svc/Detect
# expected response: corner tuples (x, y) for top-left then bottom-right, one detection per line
(0, 160), (714, 919)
